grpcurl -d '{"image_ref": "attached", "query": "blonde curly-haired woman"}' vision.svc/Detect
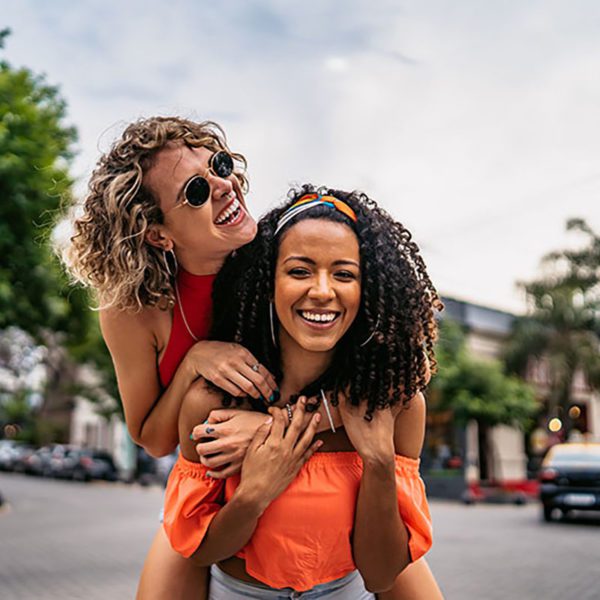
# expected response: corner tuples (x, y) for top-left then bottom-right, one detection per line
(61, 116), (442, 599)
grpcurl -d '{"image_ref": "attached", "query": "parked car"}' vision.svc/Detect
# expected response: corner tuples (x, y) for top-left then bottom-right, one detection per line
(539, 442), (600, 522)
(0, 440), (21, 471)
(24, 444), (70, 477)
(57, 448), (119, 482)
(54, 447), (118, 481)
(10, 444), (36, 473)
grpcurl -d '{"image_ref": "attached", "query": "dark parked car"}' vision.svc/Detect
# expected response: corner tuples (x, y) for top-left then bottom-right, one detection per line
(57, 448), (119, 482)
(25, 445), (71, 477)
(539, 442), (600, 522)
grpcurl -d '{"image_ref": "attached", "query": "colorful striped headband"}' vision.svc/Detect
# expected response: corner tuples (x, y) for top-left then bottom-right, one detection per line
(274, 193), (358, 236)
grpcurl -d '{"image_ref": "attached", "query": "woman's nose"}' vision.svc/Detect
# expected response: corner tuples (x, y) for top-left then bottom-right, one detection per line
(308, 274), (335, 301)
(210, 173), (234, 199)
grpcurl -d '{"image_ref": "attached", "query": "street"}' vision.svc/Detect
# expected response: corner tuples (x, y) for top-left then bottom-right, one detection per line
(1, 473), (599, 599)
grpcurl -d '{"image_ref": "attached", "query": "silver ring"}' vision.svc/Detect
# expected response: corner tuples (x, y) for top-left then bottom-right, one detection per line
(285, 403), (293, 422)
(252, 363), (260, 373)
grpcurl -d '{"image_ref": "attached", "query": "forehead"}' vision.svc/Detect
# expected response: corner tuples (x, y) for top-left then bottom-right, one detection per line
(278, 219), (359, 262)
(144, 143), (213, 195)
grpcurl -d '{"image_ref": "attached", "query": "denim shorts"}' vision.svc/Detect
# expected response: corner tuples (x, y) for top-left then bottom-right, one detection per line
(208, 565), (375, 599)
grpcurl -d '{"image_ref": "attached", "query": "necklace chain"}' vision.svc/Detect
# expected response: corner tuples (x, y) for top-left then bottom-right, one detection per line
(174, 280), (199, 342)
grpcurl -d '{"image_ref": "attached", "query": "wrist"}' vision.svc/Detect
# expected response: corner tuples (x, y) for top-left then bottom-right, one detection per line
(181, 342), (207, 379)
(360, 447), (395, 471)
(232, 484), (270, 517)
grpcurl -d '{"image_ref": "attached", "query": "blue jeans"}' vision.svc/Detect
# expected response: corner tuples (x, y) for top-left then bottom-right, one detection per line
(208, 565), (375, 599)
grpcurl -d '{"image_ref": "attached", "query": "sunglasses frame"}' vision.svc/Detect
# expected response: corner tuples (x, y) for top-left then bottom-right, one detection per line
(167, 150), (235, 213)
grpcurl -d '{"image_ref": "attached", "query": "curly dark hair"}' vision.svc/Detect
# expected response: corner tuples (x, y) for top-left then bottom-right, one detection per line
(210, 184), (443, 419)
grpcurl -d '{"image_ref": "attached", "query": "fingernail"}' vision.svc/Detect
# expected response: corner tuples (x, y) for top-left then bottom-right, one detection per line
(268, 393), (275, 403)
(206, 427), (215, 434)
(300, 396), (306, 405)
(265, 416), (273, 424)
(206, 472), (213, 478)
(203, 419), (209, 424)
(315, 414), (321, 422)
(189, 433), (195, 440)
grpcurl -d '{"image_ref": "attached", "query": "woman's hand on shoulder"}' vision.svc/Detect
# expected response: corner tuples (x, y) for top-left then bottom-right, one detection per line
(191, 409), (269, 479)
(184, 341), (278, 402)
(236, 397), (323, 511)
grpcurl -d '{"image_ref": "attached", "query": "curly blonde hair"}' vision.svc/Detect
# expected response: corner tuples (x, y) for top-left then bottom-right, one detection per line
(61, 116), (248, 312)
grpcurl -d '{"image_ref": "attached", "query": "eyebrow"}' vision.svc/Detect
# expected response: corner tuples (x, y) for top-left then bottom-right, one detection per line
(283, 255), (360, 267)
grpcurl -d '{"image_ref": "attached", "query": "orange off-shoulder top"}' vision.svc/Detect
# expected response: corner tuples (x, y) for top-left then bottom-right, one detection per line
(163, 451), (433, 592)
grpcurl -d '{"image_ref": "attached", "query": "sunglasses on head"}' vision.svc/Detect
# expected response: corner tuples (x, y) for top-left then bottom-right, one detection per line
(171, 150), (235, 211)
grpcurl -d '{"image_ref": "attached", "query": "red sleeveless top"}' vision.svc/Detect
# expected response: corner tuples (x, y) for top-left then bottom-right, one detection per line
(158, 268), (216, 388)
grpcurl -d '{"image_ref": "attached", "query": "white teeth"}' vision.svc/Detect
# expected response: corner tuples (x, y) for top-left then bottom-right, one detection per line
(215, 198), (241, 224)
(300, 311), (337, 323)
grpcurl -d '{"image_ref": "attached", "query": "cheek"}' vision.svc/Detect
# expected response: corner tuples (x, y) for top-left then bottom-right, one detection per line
(345, 286), (362, 321)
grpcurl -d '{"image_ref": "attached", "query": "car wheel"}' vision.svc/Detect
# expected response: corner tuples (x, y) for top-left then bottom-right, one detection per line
(542, 504), (554, 522)
(73, 469), (89, 482)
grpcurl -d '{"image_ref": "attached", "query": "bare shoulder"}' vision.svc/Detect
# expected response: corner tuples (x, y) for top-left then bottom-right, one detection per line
(99, 305), (162, 343)
(393, 392), (426, 459)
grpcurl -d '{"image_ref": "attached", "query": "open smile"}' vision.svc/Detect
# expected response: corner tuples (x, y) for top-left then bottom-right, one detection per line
(296, 309), (341, 329)
(214, 195), (246, 227)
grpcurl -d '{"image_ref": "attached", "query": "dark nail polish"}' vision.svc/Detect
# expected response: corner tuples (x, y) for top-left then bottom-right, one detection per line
(189, 433), (195, 441)
(206, 426), (215, 434)
(268, 390), (280, 404)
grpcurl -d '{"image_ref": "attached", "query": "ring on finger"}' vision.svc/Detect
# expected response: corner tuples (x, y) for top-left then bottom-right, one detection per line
(251, 363), (260, 373)
(285, 403), (293, 423)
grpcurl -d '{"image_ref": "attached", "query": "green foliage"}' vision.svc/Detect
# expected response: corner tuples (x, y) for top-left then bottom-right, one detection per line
(0, 30), (84, 337)
(506, 219), (600, 430)
(0, 32), (119, 420)
(433, 319), (538, 429)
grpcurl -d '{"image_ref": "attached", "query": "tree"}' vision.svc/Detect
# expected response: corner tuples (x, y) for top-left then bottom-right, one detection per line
(505, 219), (600, 438)
(0, 28), (91, 341)
(431, 319), (538, 479)
(0, 30), (120, 438)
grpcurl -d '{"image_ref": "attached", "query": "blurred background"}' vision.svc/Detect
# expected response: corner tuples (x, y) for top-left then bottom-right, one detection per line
(1, 2), (599, 599)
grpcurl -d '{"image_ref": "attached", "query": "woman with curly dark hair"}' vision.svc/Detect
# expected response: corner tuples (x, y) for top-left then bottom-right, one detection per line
(163, 185), (444, 598)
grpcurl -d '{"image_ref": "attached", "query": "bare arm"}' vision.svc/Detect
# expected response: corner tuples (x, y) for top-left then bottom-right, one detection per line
(177, 385), (321, 566)
(343, 393), (427, 593)
(99, 308), (277, 458)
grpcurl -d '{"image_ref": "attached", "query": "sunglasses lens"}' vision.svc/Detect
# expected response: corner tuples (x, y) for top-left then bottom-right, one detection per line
(211, 151), (234, 178)
(185, 176), (210, 207)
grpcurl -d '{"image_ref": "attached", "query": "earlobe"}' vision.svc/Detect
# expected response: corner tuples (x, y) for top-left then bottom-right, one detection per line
(145, 225), (173, 251)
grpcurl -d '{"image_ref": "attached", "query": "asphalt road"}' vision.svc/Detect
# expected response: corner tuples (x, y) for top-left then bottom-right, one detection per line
(1, 473), (599, 599)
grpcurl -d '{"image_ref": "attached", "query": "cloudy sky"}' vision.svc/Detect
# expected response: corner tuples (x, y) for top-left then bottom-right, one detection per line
(3, 1), (599, 313)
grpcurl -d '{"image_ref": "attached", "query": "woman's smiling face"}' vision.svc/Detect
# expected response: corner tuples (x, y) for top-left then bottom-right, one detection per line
(274, 218), (361, 354)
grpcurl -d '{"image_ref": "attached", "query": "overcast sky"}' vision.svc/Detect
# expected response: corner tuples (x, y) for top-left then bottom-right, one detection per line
(3, 1), (599, 314)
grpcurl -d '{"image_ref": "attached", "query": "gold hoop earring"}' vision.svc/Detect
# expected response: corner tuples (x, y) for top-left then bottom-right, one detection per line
(359, 316), (380, 347)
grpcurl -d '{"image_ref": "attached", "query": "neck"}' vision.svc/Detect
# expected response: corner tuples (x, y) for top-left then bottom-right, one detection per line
(175, 247), (228, 276)
(279, 336), (334, 401)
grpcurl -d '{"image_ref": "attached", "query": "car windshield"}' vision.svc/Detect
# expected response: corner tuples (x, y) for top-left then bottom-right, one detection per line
(549, 448), (600, 465)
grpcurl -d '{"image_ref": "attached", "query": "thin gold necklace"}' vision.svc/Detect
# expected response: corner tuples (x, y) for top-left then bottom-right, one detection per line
(174, 279), (199, 342)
